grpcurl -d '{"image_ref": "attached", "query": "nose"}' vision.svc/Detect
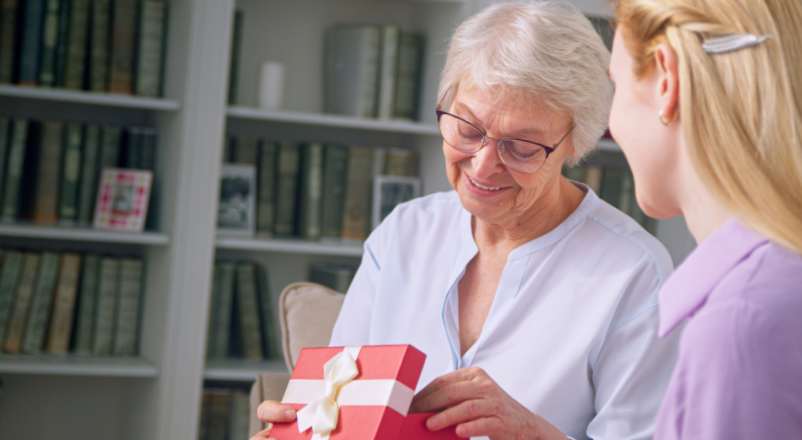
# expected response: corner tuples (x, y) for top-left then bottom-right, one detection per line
(470, 137), (505, 178)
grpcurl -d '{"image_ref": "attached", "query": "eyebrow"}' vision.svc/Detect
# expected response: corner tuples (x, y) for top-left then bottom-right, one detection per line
(452, 101), (547, 139)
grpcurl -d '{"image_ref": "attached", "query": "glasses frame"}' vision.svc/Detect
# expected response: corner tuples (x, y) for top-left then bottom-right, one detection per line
(435, 109), (574, 172)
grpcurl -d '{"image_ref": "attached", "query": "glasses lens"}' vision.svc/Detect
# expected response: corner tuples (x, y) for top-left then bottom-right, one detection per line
(439, 113), (484, 153)
(498, 139), (547, 173)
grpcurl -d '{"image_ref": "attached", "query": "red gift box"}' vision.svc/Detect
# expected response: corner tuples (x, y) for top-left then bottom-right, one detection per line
(271, 345), (459, 440)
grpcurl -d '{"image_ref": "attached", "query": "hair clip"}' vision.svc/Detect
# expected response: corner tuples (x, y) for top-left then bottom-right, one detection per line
(702, 33), (771, 54)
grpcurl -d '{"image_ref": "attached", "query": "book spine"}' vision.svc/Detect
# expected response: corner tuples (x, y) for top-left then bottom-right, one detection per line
(0, 117), (11, 208)
(320, 144), (348, 239)
(235, 262), (263, 360)
(384, 147), (418, 177)
(3, 253), (40, 353)
(78, 125), (100, 225)
(18, 0), (46, 85)
(53, 0), (70, 86)
(141, 128), (158, 230)
(32, 120), (63, 225)
(299, 143), (324, 240)
(73, 254), (99, 354)
(1, 120), (29, 221)
(211, 262), (235, 359)
(112, 258), (142, 355)
(89, 0), (111, 91)
(109, 0), (136, 94)
(274, 143), (299, 237)
(38, 0), (61, 86)
(135, 0), (166, 97)
(227, 10), (243, 104)
(358, 27), (380, 118)
(99, 125), (121, 169)
(377, 26), (399, 119)
(256, 141), (277, 235)
(46, 253), (81, 354)
(205, 262), (221, 358)
(58, 123), (83, 223)
(0, 250), (23, 344)
(392, 33), (424, 121)
(92, 257), (119, 355)
(341, 146), (373, 241)
(234, 136), (258, 165)
(0, 0), (19, 83)
(255, 265), (278, 358)
(64, 0), (91, 89)
(21, 252), (60, 354)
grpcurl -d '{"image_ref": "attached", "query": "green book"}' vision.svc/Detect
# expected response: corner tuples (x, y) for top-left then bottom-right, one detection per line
(124, 127), (143, 168)
(92, 257), (119, 356)
(234, 136), (259, 165)
(274, 142), (300, 237)
(64, 0), (91, 89)
(59, 123), (83, 224)
(256, 141), (278, 236)
(53, 0), (70, 86)
(99, 125), (121, 169)
(393, 32), (424, 121)
(135, 0), (167, 97)
(2, 120), (29, 221)
(18, 0), (46, 85)
(298, 142), (324, 240)
(235, 262), (263, 360)
(323, 24), (381, 118)
(78, 125), (101, 225)
(209, 261), (235, 359)
(0, 0), (19, 83)
(0, 117), (11, 207)
(109, 0), (136, 94)
(113, 258), (142, 356)
(255, 265), (279, 358)
(89, 0), (112, 91)
(377, 25), (400, 119)
(227, 10), (243, 104)
(3, 253), (40, 353)
(73, 254), (99, 354)
(38, 0), (62, 86)
(205, 262), (222, 358)
(341, 146), (373, 241)
(228, 391), (251, 440)
(46, 253), (81, 354)
(310, 262), (357, 294)
(0, 250), (23, 344)
(32, 120), (63, 225)
(21, 252), (60, 354)
(384, 147), (417, 176)
(320, 144), (348, 239)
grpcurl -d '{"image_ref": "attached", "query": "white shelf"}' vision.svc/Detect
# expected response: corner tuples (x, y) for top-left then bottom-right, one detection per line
(0, 224), (169, 246)
(227, 106), (440, 136)
(597, 138), (620, 152)
(216, 235), (363, 257)
(0, 354), (159, 378)
(204, 359), (287, 382)
(0, 85), (180, 111)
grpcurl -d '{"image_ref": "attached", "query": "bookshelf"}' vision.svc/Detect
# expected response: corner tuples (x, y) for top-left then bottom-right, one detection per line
(0, 1), (695, 440)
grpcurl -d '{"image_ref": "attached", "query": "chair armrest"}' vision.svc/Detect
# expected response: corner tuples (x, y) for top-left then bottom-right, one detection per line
(249, 371), (291, 436)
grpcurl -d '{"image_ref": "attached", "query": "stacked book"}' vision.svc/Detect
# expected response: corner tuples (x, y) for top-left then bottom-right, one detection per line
(224, 136), (418, 241)
(199, 387), (250, 440)
(309, 262), (358, 294)
(0, 250), (145, 357)
(0, 117), (159, 229)
(206, 260), (278, 361)
(323, 24), (425, 121)
(0, 0), (168, 96)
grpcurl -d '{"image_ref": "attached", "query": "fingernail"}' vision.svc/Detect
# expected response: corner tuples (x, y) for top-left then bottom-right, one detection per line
(284, 409), (296, 418)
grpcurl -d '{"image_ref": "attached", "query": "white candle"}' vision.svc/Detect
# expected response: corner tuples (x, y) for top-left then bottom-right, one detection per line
(259, 61), (285, 110)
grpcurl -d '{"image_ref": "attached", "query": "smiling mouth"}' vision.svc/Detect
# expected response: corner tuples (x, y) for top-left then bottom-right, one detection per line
(466, 174), (508, 192)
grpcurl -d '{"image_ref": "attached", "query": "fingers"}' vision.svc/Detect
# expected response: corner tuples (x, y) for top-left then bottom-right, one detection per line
(413, 367), (488, 408)
(256, 400), (297, 423)
(411, 380), (486, 413)
(426, 398), (499, 431)
(454, 417), (504, 438)
(249, 426), (273, 440)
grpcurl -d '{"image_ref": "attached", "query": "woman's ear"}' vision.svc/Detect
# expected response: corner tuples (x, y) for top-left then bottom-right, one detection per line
(653, 43), (680, 124)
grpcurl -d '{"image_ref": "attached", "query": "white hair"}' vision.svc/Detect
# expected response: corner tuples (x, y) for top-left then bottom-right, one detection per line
(437, 1), (612, 163)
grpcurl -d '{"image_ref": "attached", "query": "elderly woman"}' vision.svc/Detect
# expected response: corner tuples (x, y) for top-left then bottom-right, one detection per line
(253, 2), (677, 439)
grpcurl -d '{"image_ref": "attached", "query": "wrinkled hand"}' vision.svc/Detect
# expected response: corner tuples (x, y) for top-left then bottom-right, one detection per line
(410, 367), (567, 440)
(249, 400), (297, 440)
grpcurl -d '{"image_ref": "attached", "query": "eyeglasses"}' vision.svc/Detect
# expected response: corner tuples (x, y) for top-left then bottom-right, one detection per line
(436, 110), (573, 173)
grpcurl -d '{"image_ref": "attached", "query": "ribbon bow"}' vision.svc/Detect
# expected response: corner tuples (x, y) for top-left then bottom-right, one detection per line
(296, 348), (360, 440)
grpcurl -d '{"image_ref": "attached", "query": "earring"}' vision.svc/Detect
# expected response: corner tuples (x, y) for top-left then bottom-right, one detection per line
(659, 111), (673, 126)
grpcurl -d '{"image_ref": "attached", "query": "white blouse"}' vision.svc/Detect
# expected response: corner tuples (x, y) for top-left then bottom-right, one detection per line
(330, 188), (679, 440)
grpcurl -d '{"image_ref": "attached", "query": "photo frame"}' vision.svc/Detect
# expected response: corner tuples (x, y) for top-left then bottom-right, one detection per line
(94, 168), (153, 232)
(217, 164), (257, 236)
(372, 175), (421, 229)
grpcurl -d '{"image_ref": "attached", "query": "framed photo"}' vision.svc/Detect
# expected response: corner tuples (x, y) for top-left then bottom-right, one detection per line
(372, 175), (421, 228)
(218, 164), (257, 236)
(94, 168), (153, 232)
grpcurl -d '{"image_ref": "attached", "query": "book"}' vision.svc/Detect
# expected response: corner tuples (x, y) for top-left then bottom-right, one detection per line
(235, 262), (263, 360)
(140, 128), (159, 230)
(0, 0), (19, 83)
(274, 142), (300, 236)
(341, 146), (373, 241)
(3, 252), (40, 353)
(310, 262), (357, 294)
(1, 119), (29, 221)
(298, 142), (324, 240)
(64, 0), (91, 89)
(109, 0), (137, 94)
(21, 252), (60, 354)
(228, 391), (250, 440)
(38, 0), (61, 86)
(256, 141), (277, 236)
(0, 117), (10, 207)
(92, 257), (119, 355)
(113, 258), (142, 356)
(377, 25), (400, 119)
(78, 125), (101, 225)
(0, 250), (23, 344)
(59, 123), (83, 224)
(323, 24), (381, 118)
(227, 10), (243, 104)
(234, 136), (259, 165)
(205, 262), (222, 358)
(53, 0), (70, 86)
(320, 143), (348, 239)
(89, 0), (112, 91)
(46, 253), (81, 354)
(255, 264), (278, 358)
(210, 261), (235, 358)
(99, 125), (122, 169)
(73, 254), (99, 354)
(135, 0), (167, 97)
(384, 147), (418, 176)
(124, 127), (143, 168)
(18, 0), (47, 85)
(32, 120), (63, 225)
(393, 32), (424, 121)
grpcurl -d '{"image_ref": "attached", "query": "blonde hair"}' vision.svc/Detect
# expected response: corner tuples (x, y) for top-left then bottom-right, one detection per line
(616, 0), (802, 254)
(437, 1), (612, 164)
